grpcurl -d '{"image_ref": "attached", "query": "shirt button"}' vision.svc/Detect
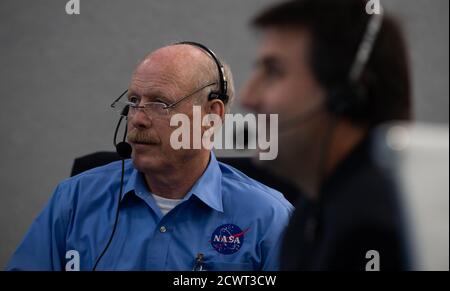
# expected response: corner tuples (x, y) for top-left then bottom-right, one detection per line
(159, 226), (167, 233)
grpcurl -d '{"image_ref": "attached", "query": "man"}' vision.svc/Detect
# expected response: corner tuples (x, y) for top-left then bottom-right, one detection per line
(241, 0), (411, 270)
(7, 43), (293, 270)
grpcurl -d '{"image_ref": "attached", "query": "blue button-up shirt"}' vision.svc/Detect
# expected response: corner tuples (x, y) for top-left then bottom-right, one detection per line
(7, 153), (293, 271)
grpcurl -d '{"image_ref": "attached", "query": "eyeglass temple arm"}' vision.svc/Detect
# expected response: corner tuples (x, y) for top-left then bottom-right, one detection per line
(110, 89), (129, 107)
(165, 82), (217, 109)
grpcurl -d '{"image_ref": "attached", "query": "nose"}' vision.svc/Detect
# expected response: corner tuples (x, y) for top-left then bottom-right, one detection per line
(128, 107), (152, 130)
(240, 75), (263, 113)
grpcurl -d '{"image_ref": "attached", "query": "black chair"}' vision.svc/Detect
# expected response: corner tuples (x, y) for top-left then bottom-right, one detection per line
(71, 151), (121, 177)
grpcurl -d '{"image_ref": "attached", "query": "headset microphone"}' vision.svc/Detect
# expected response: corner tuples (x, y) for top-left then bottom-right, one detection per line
(113, 105), (132, 159)
(93, 99), (131, 270)
(116, 142), (132, 159)
(278, 101), (326, 133)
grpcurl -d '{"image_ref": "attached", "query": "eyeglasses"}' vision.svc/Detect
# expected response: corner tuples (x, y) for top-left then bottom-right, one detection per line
(111, 82), (216, 118)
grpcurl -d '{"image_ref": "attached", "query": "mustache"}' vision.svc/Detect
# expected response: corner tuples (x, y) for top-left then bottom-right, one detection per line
(127, 130), (160, 145)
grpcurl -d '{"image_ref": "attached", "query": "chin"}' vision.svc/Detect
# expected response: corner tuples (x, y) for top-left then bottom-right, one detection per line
(131, 152), (166, 172)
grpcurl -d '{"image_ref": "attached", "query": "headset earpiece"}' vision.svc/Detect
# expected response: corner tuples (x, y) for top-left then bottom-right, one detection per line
(208, 92), (229, 103)
(327, 81), (368, 119)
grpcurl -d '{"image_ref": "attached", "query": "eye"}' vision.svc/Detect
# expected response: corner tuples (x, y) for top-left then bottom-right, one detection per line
(265, 65), (284, 79)
(128, 95), (139, 104)
(154, 98), (169, 106)
(257, 58), (285, 81)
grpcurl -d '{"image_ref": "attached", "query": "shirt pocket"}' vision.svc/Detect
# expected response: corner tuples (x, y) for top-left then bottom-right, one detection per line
(204, 260), (255, 271)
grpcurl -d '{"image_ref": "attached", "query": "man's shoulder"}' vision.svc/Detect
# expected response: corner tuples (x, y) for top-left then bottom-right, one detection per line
(56, 159), (133, 197)
(73, 159), (131, 177)
(47, 160), (134, 214)
(65, 159), (131, 182)
(218, 161), (294, 213)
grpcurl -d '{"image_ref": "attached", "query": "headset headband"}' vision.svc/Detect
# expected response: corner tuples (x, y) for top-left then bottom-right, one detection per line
(174, 41), (228, 101)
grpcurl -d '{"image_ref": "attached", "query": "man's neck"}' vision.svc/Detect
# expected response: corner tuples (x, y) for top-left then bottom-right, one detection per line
(143, 152), (211, 200)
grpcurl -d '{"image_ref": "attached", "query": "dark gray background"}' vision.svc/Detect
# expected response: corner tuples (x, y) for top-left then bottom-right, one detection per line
(0, 0), (448, 269)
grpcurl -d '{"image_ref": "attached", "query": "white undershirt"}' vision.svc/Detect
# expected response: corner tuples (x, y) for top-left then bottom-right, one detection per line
(151, 194), (182, 216)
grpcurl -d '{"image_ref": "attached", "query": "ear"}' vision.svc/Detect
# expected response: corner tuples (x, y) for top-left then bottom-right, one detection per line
(207, 99), (225, 121)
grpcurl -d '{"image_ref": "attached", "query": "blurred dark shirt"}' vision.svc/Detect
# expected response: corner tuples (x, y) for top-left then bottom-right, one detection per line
(281, 135), (408, 271)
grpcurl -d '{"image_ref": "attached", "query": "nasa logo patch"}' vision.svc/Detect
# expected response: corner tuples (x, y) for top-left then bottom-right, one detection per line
(210, 224), (249, 255)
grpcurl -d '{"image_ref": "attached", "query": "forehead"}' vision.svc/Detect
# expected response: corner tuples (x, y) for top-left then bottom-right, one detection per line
(129, 72), (179, 99)
(129, 62), (179, 98)
(128, 51), (197, 98)
(257, 27), (311, 66)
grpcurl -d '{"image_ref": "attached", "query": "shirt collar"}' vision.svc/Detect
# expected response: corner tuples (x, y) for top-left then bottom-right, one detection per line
(121, 153), (223, 213)
(184, 153), (223, 212)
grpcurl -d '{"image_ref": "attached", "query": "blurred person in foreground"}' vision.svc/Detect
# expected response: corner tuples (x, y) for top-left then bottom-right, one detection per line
(241, 0), (412, 270)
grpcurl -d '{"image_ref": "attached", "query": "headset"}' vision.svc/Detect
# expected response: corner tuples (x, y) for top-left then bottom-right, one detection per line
(327, 8), (384, 119)
(279, 8), (384, 131)
(92, 42), (228, 270)
(174, 41), (229, 103)
(304, 8), (385, 245)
